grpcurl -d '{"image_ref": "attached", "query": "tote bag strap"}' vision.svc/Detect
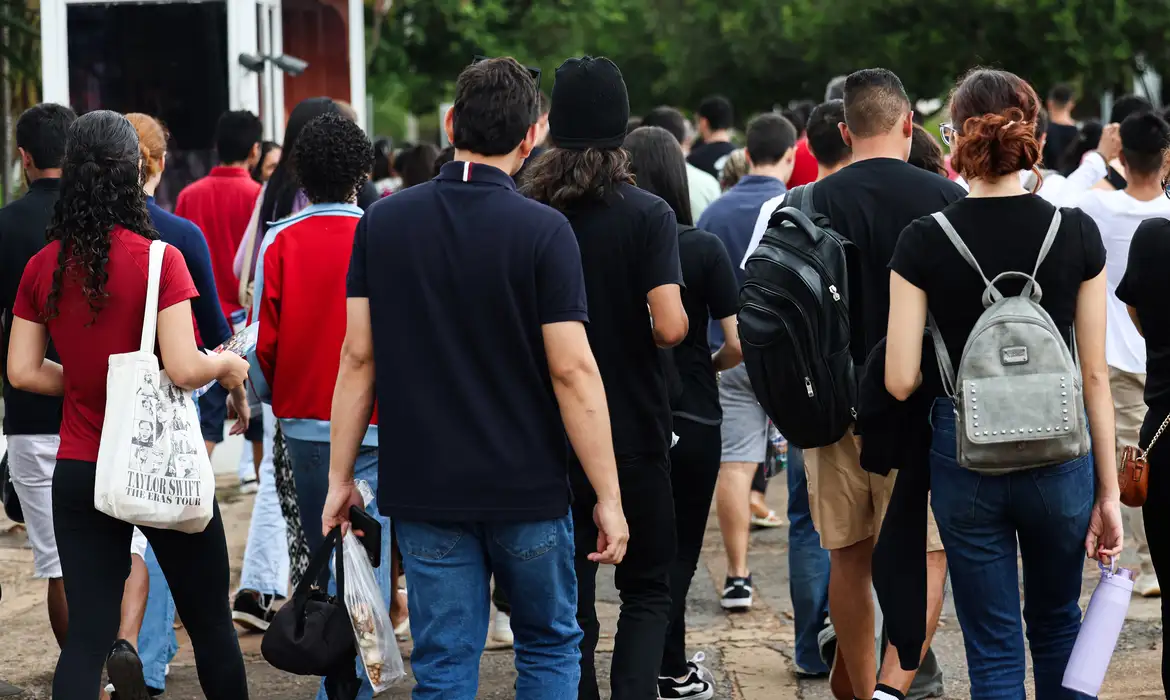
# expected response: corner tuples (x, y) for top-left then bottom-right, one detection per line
(140, 240), (168, 354)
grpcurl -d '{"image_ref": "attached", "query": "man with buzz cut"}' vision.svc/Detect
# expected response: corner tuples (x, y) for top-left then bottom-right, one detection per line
(799, 68), (963, 700)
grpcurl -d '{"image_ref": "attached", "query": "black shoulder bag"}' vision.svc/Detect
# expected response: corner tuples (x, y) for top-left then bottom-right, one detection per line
(262, 526), (355, 676)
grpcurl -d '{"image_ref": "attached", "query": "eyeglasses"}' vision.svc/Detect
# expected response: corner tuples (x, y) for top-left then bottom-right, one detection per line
(471, 55), (542, 89)
(939, 122), (958, 147)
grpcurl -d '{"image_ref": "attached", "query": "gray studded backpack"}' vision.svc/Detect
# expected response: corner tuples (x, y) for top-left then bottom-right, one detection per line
(927, 209), (1090, 474)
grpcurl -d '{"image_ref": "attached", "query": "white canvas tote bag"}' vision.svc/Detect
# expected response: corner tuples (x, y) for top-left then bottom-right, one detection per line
(93, 240), (214, 533)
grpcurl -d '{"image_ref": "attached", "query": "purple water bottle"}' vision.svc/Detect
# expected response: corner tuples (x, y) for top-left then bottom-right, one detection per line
(1062, 558), (1134, 695)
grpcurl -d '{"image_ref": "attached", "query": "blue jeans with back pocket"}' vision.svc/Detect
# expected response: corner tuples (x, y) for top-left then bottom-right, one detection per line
(395, 516), (582, 699)
(929, 398), (1094, 700)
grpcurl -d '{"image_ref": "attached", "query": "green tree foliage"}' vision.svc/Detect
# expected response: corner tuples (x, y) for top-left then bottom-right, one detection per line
(366, 0), (1170, 129)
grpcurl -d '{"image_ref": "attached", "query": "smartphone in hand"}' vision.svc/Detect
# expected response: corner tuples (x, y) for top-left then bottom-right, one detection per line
(349, 505), (382, 568)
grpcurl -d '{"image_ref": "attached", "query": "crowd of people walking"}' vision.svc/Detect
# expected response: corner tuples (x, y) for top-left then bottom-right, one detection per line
(1, 50), (1169, 700)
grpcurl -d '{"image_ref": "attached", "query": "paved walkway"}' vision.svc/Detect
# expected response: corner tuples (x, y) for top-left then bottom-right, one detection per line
(0, 445), (1164, 698)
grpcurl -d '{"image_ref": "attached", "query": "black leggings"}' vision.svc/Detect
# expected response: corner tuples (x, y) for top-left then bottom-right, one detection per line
(52, 460), (248, 700)
(661, 418), (722, 677)
(1142, 411), (1170, 691)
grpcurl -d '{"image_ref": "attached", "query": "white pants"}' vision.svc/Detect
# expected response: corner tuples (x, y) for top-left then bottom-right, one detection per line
(8, 434), (147, 578)
(237, 404), (288, 596)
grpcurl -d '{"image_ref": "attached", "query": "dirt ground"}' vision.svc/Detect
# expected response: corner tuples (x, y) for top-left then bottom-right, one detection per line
(0, 455), (1165, 699)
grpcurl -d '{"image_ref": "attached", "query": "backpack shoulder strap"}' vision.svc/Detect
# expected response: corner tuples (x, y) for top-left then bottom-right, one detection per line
(931, 211), (992, 288)
(793, 182), (816, 218)
(927, 311), (957, 398)
(1030, 209), (1062, 280)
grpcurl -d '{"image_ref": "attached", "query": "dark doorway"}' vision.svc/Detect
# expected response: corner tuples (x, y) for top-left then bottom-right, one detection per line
(67, 2), (230, 209)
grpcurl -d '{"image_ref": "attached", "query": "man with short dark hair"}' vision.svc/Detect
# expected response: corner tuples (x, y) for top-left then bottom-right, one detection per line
(1044, 83), (1078, 169)
(689, 95), (736, 178)
(322, 56), (628, 699)
(175, 110), (263, 459)
(806, 99), (852, 178)
(642, 105), (721, 217)
(801, 67), (962, 700)
(0, 102), (76, 649)
(698, 112), (796, 614)
(1075, 111), (1170, 600)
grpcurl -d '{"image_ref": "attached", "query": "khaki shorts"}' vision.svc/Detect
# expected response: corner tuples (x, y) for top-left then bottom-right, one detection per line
(805, 426), (944, 552)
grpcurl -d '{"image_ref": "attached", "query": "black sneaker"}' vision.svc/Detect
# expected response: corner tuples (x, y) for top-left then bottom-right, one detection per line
(106, 639), (150, 700)
(657, 668), (714, 700)
(232, 589), (277, 632)
(721, 574), (752, 611)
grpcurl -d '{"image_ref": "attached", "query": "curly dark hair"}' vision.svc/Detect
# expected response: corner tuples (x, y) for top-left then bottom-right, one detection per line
(519, 147), (634, 211)
(46, 110), (158, 322)
(294, 113), (374, 205)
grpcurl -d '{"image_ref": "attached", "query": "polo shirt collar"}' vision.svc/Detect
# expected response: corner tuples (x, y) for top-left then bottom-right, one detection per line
(28, 177), (60, 191)
(209, 165), (252, 179)
(436, 161), (516, 190)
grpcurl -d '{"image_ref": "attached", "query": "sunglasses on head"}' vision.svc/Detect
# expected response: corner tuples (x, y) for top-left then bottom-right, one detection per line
(471, 55), (541, 89)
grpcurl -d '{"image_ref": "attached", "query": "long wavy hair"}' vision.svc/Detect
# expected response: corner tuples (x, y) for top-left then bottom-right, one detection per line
(45, 110), (158, 322)
(520, 147), (634, 212)
(623, 126), (694, 226)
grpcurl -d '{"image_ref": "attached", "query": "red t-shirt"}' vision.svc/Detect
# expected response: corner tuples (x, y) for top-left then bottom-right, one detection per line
(14, 228), (198, 462)
(175, 166), (261, 320)
(787, 137), (819, 188)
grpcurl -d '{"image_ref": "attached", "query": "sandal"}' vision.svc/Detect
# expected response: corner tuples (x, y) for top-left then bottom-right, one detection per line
(751, 509), (785, 528)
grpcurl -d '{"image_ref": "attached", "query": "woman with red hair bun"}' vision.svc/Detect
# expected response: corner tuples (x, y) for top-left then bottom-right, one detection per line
(883, 68), (1123, 697)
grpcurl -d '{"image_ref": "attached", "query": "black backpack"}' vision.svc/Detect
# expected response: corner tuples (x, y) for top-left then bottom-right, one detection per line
(738, 183), (859, 449)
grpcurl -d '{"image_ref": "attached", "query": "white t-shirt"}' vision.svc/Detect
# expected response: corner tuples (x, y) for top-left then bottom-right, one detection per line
(1075, 187), (1170, 373)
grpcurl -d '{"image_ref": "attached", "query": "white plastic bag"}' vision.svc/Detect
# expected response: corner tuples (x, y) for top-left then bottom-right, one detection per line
(342, 529), (405, 693)
(94, 241), (214, 533)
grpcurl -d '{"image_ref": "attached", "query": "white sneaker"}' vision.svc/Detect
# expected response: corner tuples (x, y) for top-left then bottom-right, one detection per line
(486, 609), (513, 649)
(1137, 572), (1161, 597)
(239, 478), (259, 494)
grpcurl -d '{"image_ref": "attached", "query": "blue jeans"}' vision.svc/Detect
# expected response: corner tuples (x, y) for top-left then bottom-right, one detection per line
(929, 399), (1093, 700)
(138, 545), (179, 689)
(284, 437), (390, 700)
(786, 446), (831, 674)
(396, 516), (582, 700)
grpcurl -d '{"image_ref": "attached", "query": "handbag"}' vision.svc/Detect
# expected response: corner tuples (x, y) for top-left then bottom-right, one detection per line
(1119, 411), (1170, 508)
(262, 526), (357, 676)
(238, 185), (264, 310)
(93, 240), (215, 533)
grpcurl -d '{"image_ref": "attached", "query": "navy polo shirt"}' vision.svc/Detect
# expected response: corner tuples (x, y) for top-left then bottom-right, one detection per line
(348, 160), (589, 522)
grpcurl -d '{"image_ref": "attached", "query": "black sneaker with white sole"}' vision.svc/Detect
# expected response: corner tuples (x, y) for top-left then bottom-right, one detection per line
(657, 668), (714, 700)
(232, 589), (277, 632)
(106, 639), (150, 700)
(721, 574), (752, 611)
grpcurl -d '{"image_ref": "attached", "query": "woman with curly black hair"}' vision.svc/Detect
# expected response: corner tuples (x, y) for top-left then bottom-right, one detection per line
(7, 110), (251, 699)
(247, 112), (388, 700)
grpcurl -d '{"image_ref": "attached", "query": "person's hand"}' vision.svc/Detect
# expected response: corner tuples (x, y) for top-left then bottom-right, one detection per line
(322, 479), (365, 537)
(216, 352), (250, 391)
(1085, 495), (1124, 563)
(590, 498), (629, 565)
(226, 386), (250, 435)
(1097, 123), (1122, 163)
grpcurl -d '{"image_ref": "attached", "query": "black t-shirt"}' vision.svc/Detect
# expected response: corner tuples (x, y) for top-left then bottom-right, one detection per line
(891, 195), (1106, 379)
(0, 178), (64, 435)
(347, 161), (589, 522)
(1117, 217), (1170, 412)
(809, 158), (967, 364)
(1044, 122), (1079, 171)
(688, 141), (737, 179)
(671, 224), (740, 425)
(564, 183), (684, 458)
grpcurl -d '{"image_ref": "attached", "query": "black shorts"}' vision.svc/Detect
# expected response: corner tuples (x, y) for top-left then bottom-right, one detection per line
(198, 384), (227, 444)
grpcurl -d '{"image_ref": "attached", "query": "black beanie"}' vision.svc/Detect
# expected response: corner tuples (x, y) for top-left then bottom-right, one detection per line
(549, 56), (630, 151)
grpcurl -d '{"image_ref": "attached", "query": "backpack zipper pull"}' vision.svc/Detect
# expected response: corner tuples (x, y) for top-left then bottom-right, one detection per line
(805, 377), (814, 397)
(829, 284), (841, 302)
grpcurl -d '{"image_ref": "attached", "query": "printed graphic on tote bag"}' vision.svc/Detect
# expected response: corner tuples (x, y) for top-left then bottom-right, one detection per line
(126, 367), (203, 506)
